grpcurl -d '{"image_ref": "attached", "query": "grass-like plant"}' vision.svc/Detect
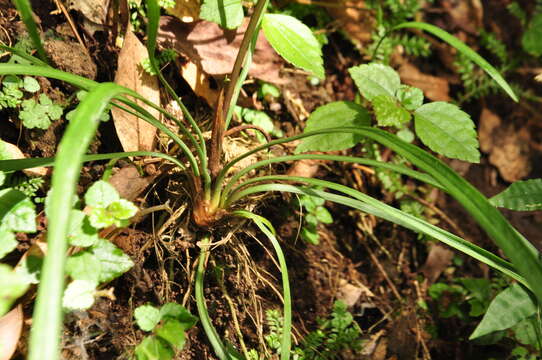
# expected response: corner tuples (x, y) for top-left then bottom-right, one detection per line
(1, 0), (541, 359)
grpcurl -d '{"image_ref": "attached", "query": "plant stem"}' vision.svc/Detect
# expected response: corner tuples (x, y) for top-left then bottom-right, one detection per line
(195, 235), (230, 360)
(208, 0), (269, 179)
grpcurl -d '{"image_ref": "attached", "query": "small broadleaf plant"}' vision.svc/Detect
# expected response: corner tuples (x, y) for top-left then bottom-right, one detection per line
(134, 302), (198, 360)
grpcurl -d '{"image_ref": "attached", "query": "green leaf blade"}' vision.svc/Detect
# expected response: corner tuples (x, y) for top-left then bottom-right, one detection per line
(490, 179), (542, 211)
(262, 14), (324, 79)
(349, 63), (401, 101)
(372, 94), (411, 127)
(91, 239), (134, 283)
(296, 101), (371, 153)
(200, 0), (244, 29)
(135, 305), (161, 332)
(414, 102), (480, 163)
(470, 284), (537, 340)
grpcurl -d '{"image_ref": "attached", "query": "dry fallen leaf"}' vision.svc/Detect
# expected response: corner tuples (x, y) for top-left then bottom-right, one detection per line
(178, 59), (220, 106)
(326, 0), (373, 46)
(158, 16), (283, 84)
(479, 108), (531, 182)
(108, 166), (157, 201)
(419, 244), (454, 284)
(166, 0), (200, 23)
(0, 305), (23, 360)
(112, 30), (160, 152)
(398, 62), (450, 101)
(1, 141), (48, 177)
(441, 0), (483, 34)
(68, 0), (109, 25)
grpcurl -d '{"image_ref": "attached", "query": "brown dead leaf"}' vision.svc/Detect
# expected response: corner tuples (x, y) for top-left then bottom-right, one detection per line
(112, 30), (160, 152)
(178, 59), (220, 106)
(158, 16), (283, 84)
(398, 62), (450, 101)
(479, 108), (531, 182)
(0, 305), (23, 360)
(166, 0), (200, 23)
(287, 159), (321, 178)
(68, 0), (110, 25)
(1, 141), (48, 177)
(419, 244), (454, 283)
(108, 166), (157, 201)
(326, 0), (373, 46)
(442, 0), (483, 34)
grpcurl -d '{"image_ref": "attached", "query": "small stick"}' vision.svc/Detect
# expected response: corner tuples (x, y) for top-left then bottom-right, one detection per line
(52, 0), (89, 54)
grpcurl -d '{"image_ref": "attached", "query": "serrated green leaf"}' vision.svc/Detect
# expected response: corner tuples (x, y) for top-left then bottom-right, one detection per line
(200, 0), (243, 29)
(67, 210), (99, 247)
(88, 207), (115, 229)
(62, 279), (97, 311)
(159, 303), (198, 329)
(301, 227), (319, 245)
(156, 319), (186, 350)
(107, 199), (138, 220)
(135, 305), (161, 331)
(15, 252), (42, 285)
(262, 14), (324, 79)
(396, 85), (424, 111)
(66, 251), (101, 282)
(0, 188), (36, 233)
(0, 264), (29, 316)
(315, 206), (332, 224)
(522, 12), (542, 56)
(91, 238), (134, 283)
(490, 179), (542, 211)
(85, 180), (119, 208)
(349, 63), (401, 101)
(0, 229), (17, 259)
(23, 76), (40, 92)
(20, 98), (51, 129)
(296, 101), (371, 153)
(470, 284), (537, 340)
(414, 102), (480, 163)
(372, 94), (411, 127)
(134, 336), (174, 360)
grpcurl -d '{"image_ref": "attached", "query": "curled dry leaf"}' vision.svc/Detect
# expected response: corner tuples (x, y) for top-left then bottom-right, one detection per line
(1, 141), (47, 177)
(166, 0), (200, 23)
(68, 0), (109, 25)
(158, 16), (283, 84)
(112, 31), (160, 152)
(0, 305), (23, 360)
(326, 0), (373, 46)
(479, 108), (531, 182)
(419, 243), (454, 284)
(398, 62), (450, 102)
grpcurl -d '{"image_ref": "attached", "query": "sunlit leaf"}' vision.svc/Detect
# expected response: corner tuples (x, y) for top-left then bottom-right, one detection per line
(349, 63), (401, 101)
(200, 0), (243, 29)
(135, 305), (161, 332)
(91, 239), (134, 283)
(262, 14), (324, 79)
(414, 102), (480, 163)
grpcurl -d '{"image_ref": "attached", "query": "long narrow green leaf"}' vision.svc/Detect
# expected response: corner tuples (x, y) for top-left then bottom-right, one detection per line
(28, 83), (128, 360)
(217, 153), (443, 207)
(227, 178), (525, 287)
(0, 151), (185, 172)
(0, 64), (201, 175)
(220, 126), (542, 303)
(392, 22), (518, 102)
(490, 179), (542, 211)
(232, 210), (292, 360)
(12, 0), (48, 62)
